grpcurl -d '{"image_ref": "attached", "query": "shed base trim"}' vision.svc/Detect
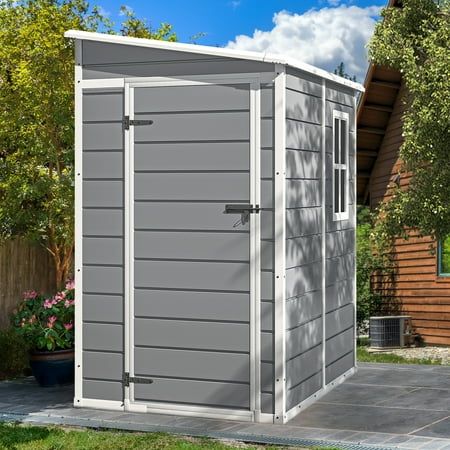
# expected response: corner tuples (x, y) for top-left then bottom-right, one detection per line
(75, 398), (124, 411)
(284, 366), (356, 423)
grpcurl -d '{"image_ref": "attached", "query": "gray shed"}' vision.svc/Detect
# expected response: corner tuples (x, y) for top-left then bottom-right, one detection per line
(66, 30), (364, 424)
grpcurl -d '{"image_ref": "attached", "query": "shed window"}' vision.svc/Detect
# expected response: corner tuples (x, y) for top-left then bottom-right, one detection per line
(332, 111), (349, 221)
(438, 236), (450, 276)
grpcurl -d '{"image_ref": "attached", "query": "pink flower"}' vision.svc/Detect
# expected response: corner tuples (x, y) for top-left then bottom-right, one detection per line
(65, 279), (75, 290)
(64, 299), (75, 308)
(53, 291), (66, 302)
(64, 322), (73, 331)
(47, 315), (57, 328)
(23, 290), (38, 300)
(43, 299), (54, 309)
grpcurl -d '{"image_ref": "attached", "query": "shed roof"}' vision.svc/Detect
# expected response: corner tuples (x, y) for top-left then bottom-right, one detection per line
(65, 30), (364, 92)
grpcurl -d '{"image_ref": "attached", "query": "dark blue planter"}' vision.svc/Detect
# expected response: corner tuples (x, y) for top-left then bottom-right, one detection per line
(30, 349), (74, 387)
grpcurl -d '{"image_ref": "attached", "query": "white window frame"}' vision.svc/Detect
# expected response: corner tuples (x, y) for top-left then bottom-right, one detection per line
(332, 110), (350, 221)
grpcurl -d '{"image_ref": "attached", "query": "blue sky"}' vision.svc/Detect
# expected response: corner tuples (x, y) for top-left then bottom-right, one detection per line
(96, 0), (386, 80)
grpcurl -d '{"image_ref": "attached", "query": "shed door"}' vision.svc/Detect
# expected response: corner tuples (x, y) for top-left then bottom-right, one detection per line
(126, 81), (260, 414)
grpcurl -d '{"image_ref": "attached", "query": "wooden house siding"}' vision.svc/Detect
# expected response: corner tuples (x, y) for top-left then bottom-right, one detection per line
(365, 83), (450, 346)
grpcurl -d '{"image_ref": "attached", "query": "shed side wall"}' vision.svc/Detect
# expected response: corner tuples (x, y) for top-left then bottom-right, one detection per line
(82, 88), (125, 401)
(325, 81), (356, 384)
(284, 69), (324, 411)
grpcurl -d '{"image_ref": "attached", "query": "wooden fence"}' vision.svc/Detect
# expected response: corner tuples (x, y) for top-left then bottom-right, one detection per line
(0, 239), (55, 329)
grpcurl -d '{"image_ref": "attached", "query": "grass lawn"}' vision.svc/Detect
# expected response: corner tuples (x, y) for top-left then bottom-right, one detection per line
(0, 423), (341, 450)
(357, 346), (441, 365)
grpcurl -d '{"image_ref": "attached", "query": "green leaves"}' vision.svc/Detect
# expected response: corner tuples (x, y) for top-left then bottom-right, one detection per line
(368, 0), (450, 241)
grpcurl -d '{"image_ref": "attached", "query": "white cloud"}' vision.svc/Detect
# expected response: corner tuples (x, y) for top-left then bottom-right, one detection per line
(229, 0), (241, 8)
(226, 5), (381, 81)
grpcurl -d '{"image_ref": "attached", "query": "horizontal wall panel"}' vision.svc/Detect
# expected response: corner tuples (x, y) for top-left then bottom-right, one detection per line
(286, 120), (321, 151)
(326, 229), (355, 258)
(83, 323), (123, 352)
(286, 317), (322, 360)
(83, 209), (123, 236)
(134, 377), (249, 409)
(261, 332), (273, 362)
(286, 71), (322, 97)
(261, 118), (273, 148)
(326, 327), (354, 365)
(135, 318), (249, 353)
(261, 301), (274, 332)
(286, 207), (321, 238)
(261, 393), (273, 414)
(135, 173), (249, 202)
(326, 84), (354, 107)
(326, 279), (354, 313)
(261, 272), (274, 301)
(135, 260), (248, 292)
(286, 89), (321, 125)
(134, 347), (249, 383)
(261, 240), (274, 271)
(135, 202), (250, 232)
(83, 294), (123, 323)
(83, 180), (123, 208)
(83, 237), (123, 265)
(83, 122), (122, 151)
(134, 112), (249, 142)
(286, 235), (321, 269)
(83, 266), (123, 295)
(326, 253), (354, 286)
(260, 180), (274, 208)
(83, 151), (123, 179)
(326, 351), (354, 384)
(286, 345), (322, 389)
(135, 289), (249, 322)
(134, 142), (249, 172)
(261, 211), (274, 241)
(286, 180), (321, 208)
(82, 41), (217, 65)
(286, 150), (320, 179)
(260, 88), (274, 118)
(286, 290), (322, 329)
(135, 231), (249, 262)
(261, 150), (273, 178)
(83, 351), (123, 381)
(326, 303), (354, 339)
(286, 262), (322, 299)
(135, 84), (249, 113)
(286, 372), (322, 411)
(83, 92), (123, 122)
(83, 59), (275, 80)
(83, 379), (123, 401)
(261, 362), (273, 393)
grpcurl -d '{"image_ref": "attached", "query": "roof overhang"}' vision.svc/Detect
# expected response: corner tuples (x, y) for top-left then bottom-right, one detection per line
(65, 30), (365, 92)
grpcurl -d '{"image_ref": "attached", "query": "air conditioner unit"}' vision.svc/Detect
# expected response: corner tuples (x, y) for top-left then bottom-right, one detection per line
(369, 316), (412, 348)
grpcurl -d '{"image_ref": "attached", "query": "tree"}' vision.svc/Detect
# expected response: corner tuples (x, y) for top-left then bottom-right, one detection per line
(368, 0), (450, 244)
(0, 0), (176, 288)
(334, 62), (357, 82)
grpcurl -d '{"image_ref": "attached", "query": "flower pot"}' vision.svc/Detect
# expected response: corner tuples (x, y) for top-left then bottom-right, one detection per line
(29, 348), (74, 387)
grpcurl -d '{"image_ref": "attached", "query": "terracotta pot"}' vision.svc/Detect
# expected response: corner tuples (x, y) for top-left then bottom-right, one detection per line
(29, 348), (74, 387)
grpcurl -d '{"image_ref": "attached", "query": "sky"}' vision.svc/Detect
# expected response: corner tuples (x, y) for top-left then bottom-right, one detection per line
(95, 0), (386, 81)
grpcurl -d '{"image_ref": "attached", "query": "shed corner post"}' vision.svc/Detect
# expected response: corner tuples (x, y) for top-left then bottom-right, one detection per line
(273, 63), (287, 424)
(74, 37), (84, 407)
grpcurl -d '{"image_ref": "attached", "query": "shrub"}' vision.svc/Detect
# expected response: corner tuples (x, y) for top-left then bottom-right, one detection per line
(11, 281), (74, 352)
(0, 328), (29, 380)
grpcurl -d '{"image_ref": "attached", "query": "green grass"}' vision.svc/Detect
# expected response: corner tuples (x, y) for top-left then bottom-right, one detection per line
(357, 346), (441, 365)
(0, 423), (344, 450)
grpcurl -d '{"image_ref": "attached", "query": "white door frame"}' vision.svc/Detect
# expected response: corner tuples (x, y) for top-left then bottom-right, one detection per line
(123, 74), (262, 422)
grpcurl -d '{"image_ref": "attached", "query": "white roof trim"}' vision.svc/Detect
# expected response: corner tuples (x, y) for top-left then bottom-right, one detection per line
(65, 30), (364, 92)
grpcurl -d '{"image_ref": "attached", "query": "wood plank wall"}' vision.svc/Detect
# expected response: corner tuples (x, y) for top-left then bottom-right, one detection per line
(0, 240), (55, 329)
(369, 83), (450, 345)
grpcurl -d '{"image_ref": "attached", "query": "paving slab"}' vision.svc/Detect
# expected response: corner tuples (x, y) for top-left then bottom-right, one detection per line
(411, 417), (450, 439)
(378, 388), (450, 411)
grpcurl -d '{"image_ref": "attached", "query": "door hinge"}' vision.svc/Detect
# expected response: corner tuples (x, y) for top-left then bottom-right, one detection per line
(123, 372), (154, 387)
(123, 116), (154, 130)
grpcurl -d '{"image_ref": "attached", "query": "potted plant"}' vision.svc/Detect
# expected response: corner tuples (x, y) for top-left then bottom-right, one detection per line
(11, 280), (75, 387)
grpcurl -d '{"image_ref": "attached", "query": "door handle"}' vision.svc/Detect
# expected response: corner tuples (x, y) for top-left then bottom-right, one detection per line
(224, 204), (260, 214)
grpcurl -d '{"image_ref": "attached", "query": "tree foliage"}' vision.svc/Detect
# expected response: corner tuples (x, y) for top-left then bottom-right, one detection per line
(0, 0), (176, 288)
(368, 0), (450, 244)
(334, 62), (357, 82)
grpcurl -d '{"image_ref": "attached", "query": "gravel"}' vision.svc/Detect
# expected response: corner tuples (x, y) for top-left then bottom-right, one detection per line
(387, 346), (450, 364)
